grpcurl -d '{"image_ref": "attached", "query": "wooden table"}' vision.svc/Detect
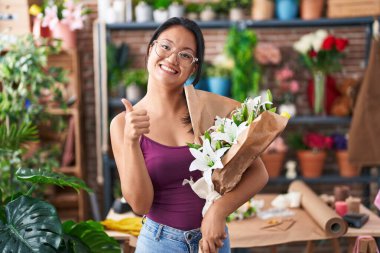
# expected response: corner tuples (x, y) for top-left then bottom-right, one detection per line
(105, 194), (380, 253)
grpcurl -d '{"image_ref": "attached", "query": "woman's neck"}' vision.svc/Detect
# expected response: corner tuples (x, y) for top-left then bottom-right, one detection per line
(144, 83), (187, 115)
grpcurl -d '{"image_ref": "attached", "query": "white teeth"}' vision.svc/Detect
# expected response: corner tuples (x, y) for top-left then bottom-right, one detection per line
(161, 65), (176, 73)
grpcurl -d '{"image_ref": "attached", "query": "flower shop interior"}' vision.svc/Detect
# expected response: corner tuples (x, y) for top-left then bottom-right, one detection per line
(1, 0), (380, 252)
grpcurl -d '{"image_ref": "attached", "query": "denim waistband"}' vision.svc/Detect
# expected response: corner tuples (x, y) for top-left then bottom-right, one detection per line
(143, 217), (202, 244)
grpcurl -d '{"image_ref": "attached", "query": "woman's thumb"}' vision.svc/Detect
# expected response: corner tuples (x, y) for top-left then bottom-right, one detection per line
(121, 98), (133, 112)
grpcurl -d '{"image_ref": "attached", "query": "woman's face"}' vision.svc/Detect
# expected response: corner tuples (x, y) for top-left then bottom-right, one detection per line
(147, 25), (197, 88)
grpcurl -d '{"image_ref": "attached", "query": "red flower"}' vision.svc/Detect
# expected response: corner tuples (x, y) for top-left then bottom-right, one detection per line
(304, 133), (333, 150)
(308, 50), (317, 58)
(335, 38), (348, 52)
(322, 35), (335, 51)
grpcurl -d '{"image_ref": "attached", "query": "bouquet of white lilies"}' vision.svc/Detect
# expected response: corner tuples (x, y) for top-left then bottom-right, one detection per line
(183, 91), (289, 216)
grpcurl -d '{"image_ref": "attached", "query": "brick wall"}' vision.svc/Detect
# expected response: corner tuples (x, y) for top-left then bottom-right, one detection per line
(78, 2), (375, 252)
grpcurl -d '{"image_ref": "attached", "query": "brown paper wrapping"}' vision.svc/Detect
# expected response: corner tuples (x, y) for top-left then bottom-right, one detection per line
(289, 180), (347, 237)
(212, 112), (288, 194)
(184, 85), (288, 195)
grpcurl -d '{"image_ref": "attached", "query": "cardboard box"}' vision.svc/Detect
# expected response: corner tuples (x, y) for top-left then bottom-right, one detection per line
(0, 0), (40, 35)
(328, 0), (380, 18)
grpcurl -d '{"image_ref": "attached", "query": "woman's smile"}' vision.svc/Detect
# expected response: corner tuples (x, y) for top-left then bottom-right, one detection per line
(158, 63), (179, 75)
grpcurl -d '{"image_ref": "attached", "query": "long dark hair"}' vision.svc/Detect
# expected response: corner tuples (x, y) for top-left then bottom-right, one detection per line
(146, 17), (205, 86)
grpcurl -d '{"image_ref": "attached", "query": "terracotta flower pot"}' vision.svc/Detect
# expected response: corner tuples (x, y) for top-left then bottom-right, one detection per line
(261, 152), (286, 178)
(51, 22), (77, 50)
(297, 150), (326, 178)
(252, 0), (274, 20)
(300, 0), (325, 20)
(336, 150), (360, 177)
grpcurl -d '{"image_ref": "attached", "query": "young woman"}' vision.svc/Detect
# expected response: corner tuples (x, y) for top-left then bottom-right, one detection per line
(110, 17), (269, 253)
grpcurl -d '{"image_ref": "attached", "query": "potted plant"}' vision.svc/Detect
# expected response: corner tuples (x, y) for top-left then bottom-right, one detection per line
(300, 0), (325, 20)
(275, 0), (299, 20)
(205, 53), (234, 96)
(289, 132), (333, 178)
(0, 123), (120, 252)
(135, 0), (153, 22)
(200, 2), (217, 21)
(185, 3), (200, 20)
(275, 66), (300, 117)
(153, 0), (170, 23)
(29, 0), (91, 49)
(331, 133), (360, 177)
(219, 0), (251, 21)
(206, 64), (232, 97)
(123, 68), (148, 103)
(169, 0), (185, 18)
(261, 136), (288, 178)
(252, 0), (275, 20)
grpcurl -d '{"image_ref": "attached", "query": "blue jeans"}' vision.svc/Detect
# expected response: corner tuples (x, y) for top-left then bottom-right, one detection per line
(135, 217), (231, 253)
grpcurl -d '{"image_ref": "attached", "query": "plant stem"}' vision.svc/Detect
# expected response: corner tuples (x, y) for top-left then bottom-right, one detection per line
(26, 184), (36, 196)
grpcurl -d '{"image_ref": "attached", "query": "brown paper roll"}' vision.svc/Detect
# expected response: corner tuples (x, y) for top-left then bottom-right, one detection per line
(289, 180), (347, 237)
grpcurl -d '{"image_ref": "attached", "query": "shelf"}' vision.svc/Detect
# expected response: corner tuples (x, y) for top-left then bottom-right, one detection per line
(108, 98), (351, 125)
(269, 175), (377, 184)
(288, 116), (351, 125)
(56, 166), (79, 176)
(106, 17), (376, 30)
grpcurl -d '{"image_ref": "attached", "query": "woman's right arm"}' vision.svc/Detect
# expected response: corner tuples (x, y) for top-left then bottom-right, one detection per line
(110, 99), (153, 215)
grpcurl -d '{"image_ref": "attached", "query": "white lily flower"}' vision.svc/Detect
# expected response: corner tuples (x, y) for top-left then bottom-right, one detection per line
(245, 97), (272, 118)
(210, 116), (225, 132)
(189, 139), (229, 172)
(211, 120), (248, 144)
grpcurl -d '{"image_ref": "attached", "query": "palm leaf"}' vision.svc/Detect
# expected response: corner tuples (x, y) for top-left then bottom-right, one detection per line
(58, 220), (120, 253)
(0, 122), (38, 151)
(0, 195), (62, 252)
(16, 168), (92, 193)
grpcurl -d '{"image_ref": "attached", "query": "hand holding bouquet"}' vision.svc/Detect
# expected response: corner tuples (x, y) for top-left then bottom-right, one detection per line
(184, 90), (289, 216)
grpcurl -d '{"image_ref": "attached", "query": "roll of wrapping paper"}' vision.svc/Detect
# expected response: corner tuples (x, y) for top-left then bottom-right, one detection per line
(289, 180), (347, 237)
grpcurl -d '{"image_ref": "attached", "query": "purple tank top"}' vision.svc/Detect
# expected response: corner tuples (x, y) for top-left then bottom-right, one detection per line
(140, 135), (205, 230)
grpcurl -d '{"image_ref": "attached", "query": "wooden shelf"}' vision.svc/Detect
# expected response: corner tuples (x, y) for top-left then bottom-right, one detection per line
(289, 116), (351, 125)
(55, 166), (79, 176)
(106, 17), (376, 30)
(50, 192), (79, 207)
(46, 50), (85, 221)
(269, 175), (377, 184)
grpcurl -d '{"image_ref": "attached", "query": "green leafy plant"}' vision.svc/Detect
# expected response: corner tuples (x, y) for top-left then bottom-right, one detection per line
(171, 0), (184, 5)
(225, 26), (260, 101)
(0, 35), (68, 123)
(0, 35), (67, 200)
(107, 43), (130, 91)
(153, 0), (171, 10)
(0, 126), (120, 252)
(185, 3), (200, 13)
(206, 64), (231, 78)
(123, 68), (148, 88)
(220, 0), (251, 9)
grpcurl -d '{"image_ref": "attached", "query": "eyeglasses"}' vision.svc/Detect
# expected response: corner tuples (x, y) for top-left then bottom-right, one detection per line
(153, 40), (198, 67)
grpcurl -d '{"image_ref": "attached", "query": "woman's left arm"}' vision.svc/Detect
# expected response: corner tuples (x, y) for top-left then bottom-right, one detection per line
(200, 157), (268, 253)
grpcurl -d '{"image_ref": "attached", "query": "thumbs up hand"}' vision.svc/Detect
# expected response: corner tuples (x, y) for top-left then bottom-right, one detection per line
(121, 99), (150, 143)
